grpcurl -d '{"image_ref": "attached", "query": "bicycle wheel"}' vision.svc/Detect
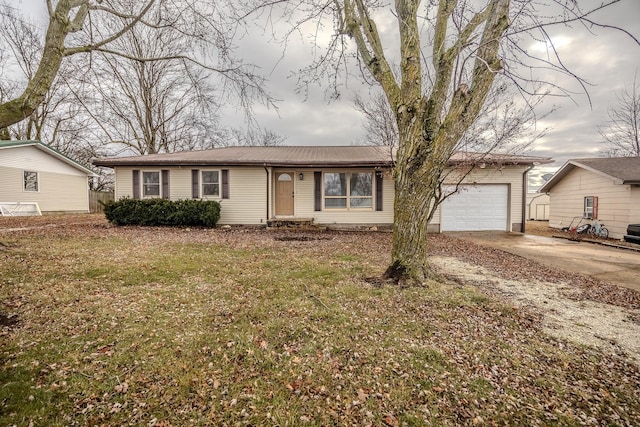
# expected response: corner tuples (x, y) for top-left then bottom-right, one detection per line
(600, 228), (609, 239)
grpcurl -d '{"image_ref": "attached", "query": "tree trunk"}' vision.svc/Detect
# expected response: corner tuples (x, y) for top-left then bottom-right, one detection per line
(384, 117), (445, 285)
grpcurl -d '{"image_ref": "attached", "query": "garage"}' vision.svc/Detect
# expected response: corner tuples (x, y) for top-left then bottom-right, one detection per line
(441, 184), (509, 231)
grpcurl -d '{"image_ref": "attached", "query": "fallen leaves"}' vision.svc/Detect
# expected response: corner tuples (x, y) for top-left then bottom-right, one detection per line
(1, 216), (639, 426)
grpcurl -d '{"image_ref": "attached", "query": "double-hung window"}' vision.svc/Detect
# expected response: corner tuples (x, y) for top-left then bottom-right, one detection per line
(23, 171), (38, 192)
(584, 196), (598, 219)
(202, 171), (220, 197)
(142, 171), (160, 197)
(324, 172), (373, 209)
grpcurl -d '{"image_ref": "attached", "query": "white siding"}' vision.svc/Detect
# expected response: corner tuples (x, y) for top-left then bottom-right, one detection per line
(0, 145), (86, 176)
(113, 166), (268, 225)
(0, 146), (90, 213)
(631, 187), (640, 227)
(547, 167), (633, 239)
(112, 164), (529, 231)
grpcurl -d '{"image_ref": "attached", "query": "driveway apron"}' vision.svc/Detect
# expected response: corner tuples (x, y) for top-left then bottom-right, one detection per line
(449, 232), (640, 292)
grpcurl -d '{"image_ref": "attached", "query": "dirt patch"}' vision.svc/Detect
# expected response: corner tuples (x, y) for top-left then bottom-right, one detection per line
(432, 256), (640, 365)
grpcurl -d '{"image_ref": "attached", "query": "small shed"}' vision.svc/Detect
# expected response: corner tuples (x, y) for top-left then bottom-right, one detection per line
(539, 157), (640, 239)
(0, 141), (97, 215)
(526, 193), (550, 220)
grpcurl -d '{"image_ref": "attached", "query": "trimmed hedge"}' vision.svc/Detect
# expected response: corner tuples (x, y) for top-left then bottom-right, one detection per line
(103, 198), (221, 227)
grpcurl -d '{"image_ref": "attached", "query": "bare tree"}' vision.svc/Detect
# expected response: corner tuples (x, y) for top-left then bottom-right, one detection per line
(222, 127), (287, 147)
(0, 6), (102, 156)
(80, 6), (221, 155)
(0, 0), (273, 133)
(239, 0), (637, 284)
(598, 76), (640, 157)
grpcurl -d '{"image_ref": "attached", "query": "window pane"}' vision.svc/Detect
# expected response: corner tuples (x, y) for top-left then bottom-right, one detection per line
(325, 198), (347, 208)
(24, 171), (38, 191)
(203, 183), (219, 196)
(202, 171), (219, 184)
(324, 173), (346, 196)
(143, 172), (160, 196)
(350, 173), (372, 197)
(350, 197), (372, 208)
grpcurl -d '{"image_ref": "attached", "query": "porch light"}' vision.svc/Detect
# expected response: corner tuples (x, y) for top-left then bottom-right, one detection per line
(299, 173), (304, 180)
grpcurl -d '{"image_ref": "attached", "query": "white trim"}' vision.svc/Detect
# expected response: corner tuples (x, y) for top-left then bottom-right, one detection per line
(142, 170), (161, 198)
(201, 169), (221, 198)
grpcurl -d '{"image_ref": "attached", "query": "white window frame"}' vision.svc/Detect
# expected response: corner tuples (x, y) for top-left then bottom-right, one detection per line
(584, 196), (595, 219)
(201, 170), (221, 198)
(23, 170), (39, 192)
(142, 171), (161, 198)
(323, 171), (374, 210)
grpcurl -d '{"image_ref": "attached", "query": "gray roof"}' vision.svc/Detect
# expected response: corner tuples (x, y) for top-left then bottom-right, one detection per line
(0, 140), (97, 176)
(539, 157), (640, 193)
(93, 146), (552, 168)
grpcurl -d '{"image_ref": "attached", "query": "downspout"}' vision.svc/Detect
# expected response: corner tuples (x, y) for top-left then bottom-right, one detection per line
(522, 165), (535, 233)
(264, 166), (269, 223)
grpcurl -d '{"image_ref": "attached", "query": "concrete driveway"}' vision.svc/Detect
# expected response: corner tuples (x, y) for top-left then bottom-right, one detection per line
(450, 232), (640, 292)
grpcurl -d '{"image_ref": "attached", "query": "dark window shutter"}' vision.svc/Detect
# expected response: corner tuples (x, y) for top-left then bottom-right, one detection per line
(593, 196), (598, 219)
(132, 170), (140, 199)
(222, 169), (229, 199)
(161, 170), (170, 199)
(375, 171), (383, 211)
(314, 171), (322, 211)
(191, 170), (199, 198)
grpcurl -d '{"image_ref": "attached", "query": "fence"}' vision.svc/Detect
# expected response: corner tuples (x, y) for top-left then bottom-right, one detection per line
(89, 191), (114, 213)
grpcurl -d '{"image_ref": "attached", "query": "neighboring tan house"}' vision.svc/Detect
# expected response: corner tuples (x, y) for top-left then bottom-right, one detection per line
(93, 146), (551, 232)
(539, 157), (640, 240)
(526, 193), (550, 220)
(0, 141), (97, 215)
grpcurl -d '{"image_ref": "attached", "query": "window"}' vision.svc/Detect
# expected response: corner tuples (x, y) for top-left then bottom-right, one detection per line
(584, 196), (598, 219)
(142, 171), (160, 197)
(323, 172), (373, 209)
(24, 171), (38, 192)
(202, 171), (220, 196)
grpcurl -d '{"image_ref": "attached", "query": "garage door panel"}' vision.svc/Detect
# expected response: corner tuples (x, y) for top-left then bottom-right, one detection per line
(441, 185), (508, 231)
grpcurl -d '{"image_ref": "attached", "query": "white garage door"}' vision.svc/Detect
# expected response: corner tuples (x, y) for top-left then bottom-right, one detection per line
(441, 185), (508, 231)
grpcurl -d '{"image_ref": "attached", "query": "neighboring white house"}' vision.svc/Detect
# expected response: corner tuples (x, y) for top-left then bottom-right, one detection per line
(526, 193), (550, 220)
(93, 146), (552, 232)
(539, 157), (640, 240)
(0, 141), (97, 214)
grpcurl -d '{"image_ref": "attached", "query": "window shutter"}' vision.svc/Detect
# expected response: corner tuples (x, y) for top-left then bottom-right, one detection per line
(375, 171), (383, 211)
(191, 170), (199, 198)
(132, 170), (140, 199)
(161, 170), (170, 199)
(593, 196), (598, 220)
(314, 172), (322, 211)
(222, 169), (229, 199)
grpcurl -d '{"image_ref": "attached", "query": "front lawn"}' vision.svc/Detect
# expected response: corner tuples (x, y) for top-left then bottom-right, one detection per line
(1, 219), (639, 426)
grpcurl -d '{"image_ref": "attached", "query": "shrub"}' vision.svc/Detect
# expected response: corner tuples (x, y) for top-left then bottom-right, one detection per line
(103, 198), (221, 227)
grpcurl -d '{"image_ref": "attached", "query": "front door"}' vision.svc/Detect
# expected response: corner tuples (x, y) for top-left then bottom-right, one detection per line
(275, 172), (294, 216)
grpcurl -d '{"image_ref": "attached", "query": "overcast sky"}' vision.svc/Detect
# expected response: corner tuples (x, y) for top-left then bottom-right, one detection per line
(14, 1), (640, 189)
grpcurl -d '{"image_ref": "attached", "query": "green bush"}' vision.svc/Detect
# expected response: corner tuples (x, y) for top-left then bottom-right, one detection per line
(103, 198), (221, 227)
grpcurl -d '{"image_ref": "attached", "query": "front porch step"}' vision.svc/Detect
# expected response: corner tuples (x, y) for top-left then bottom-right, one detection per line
(266, 217), (320, 230)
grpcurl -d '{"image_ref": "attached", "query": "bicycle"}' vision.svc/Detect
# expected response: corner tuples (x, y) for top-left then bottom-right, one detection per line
(588, 220), (609, 239)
